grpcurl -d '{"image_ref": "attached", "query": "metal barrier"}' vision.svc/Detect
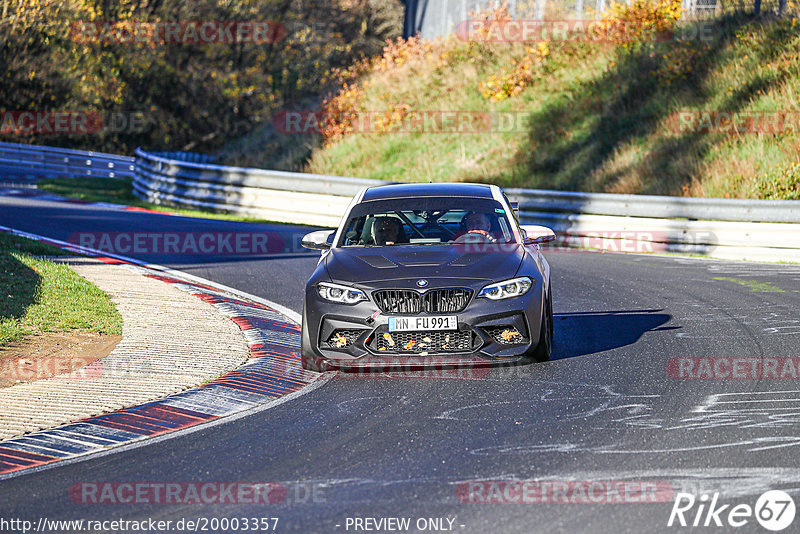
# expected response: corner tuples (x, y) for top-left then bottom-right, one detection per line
(505, 187), (800, 223)
(132, 148), (384, 228)
(0, 141), (135, 181)
(0, 142), (797, 263)
(132, 147), (800, 262)
(146, 151), (217, 165)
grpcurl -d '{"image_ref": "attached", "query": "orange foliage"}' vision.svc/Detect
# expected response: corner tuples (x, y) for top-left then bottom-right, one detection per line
(596, 0), (682, 47)
(479, 42), (550, 102)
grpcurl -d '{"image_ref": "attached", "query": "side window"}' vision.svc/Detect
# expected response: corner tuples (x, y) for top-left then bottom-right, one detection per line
(341, 216), (366, 246)
(497, 218), (511, 240)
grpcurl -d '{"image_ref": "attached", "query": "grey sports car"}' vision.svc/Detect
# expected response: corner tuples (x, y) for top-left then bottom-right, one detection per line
(300, 183), (555, 372)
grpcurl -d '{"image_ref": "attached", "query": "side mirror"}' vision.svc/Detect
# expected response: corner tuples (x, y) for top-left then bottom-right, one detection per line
(521, 225), (556, 245)
(301, 230), (335, 250)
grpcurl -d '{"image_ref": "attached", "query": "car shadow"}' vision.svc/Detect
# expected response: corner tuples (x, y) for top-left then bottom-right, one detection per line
(551, 309), (676, 361)
(329, 309), (676, 376)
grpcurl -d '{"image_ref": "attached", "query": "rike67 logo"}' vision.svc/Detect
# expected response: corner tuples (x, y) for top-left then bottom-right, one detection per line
(668, 490), (796, 531)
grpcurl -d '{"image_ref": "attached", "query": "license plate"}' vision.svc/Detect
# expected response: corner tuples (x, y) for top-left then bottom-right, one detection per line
(388, 316), (458, 332)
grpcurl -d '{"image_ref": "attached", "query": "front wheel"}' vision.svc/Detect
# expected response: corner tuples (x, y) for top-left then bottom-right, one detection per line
(301, 313), (329, 372)
(525, 296), (552, 363)
(301, 352), (330, 372)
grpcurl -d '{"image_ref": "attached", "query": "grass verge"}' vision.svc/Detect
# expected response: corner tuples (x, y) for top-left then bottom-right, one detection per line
(0, 233), (122, 347)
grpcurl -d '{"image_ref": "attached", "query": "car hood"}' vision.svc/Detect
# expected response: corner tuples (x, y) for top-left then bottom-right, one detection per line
(324, 244), (525, 284)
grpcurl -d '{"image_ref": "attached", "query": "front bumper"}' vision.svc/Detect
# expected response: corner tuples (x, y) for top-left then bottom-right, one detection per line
(301, 284), (545, 368)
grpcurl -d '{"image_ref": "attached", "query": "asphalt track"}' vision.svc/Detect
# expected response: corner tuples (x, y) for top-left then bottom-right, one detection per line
(1, 193), (800, 533)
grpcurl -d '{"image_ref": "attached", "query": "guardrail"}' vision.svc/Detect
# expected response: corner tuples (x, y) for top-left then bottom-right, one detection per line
(505, 188), (800, 223)
(0, 141), (135, 181)
(133, 148), (385, 227)
(131, 147), (800, 263)
(146, 151), (217, 165)
(1, 142), (798, 263)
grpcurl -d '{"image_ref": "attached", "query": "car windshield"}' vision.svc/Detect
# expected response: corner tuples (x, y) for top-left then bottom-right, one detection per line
(337, 197), (517, 247)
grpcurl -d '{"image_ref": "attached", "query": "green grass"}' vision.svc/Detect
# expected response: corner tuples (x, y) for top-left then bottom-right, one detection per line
(246, 13), (800, 200)
(37, 177), (277, 224)
(0, 233), (123, 346)
(712, 276), (787, 292)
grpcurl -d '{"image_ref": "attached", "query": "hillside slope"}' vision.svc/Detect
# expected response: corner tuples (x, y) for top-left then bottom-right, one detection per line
(265, 2), (800, 199)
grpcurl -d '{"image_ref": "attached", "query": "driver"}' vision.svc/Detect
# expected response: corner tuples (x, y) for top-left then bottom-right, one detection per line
(372, 217), (402, 245)
(455, 212), (496, 242)
(465, 212), (492, 233)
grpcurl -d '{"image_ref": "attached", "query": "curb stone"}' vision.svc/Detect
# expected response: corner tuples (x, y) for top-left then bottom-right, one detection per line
(0, 227), (320, 477)
(0, 257), (250, 440)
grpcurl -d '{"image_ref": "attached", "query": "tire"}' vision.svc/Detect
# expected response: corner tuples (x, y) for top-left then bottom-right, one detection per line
(301, 313), (329, 372)
(526, 294), (552, 363)
(301, 353), (330, 372)
(547, 283), (554, 341)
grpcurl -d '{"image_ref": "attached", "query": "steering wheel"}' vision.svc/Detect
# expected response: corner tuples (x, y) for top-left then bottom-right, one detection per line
(454, 230), (497, 243)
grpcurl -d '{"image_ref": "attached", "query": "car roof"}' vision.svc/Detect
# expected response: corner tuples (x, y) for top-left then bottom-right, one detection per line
(361, 183), (495, 202)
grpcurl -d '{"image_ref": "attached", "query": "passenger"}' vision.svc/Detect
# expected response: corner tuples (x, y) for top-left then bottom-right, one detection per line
(373, 217), (402, 245)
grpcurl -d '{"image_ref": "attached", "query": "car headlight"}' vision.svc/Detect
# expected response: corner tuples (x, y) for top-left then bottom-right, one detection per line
(478, 276), (533, 300)
(317, 282), (367, 304)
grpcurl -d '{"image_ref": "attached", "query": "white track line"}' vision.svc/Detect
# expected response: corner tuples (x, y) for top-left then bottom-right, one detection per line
(0, 224), (302, 323)
(0, 224), (327, 480)
(0, 377), (328, 480)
